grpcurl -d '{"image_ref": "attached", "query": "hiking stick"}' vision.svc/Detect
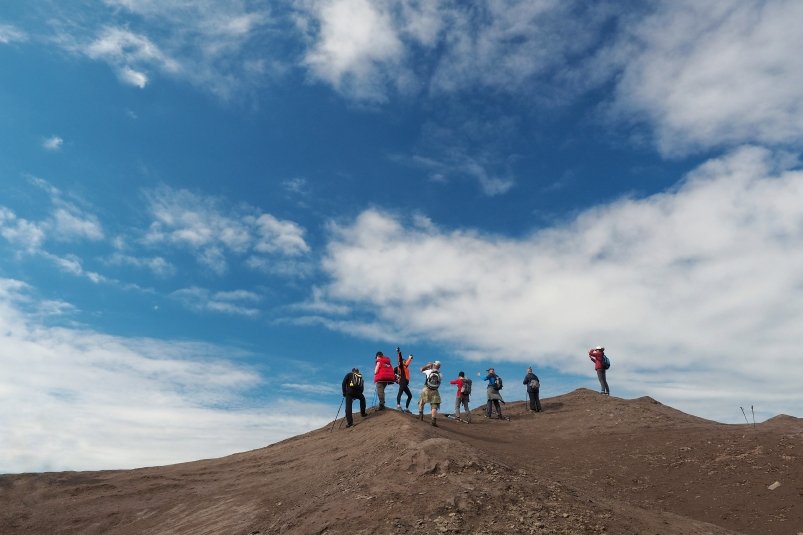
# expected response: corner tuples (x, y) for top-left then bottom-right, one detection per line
(739, 406), (749, 425)
(330, 396), (345, 433)
(751, 405), (755, 428)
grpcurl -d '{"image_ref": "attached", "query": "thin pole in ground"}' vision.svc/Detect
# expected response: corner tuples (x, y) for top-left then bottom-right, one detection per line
(330, 397), (344, 433)
(740, 406), (750, 425)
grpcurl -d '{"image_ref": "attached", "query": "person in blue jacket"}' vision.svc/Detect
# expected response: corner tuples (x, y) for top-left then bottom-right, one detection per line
(483, 368), (508, 420)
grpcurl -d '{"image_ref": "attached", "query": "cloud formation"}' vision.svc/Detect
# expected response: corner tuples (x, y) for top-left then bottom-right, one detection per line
(313, 147), (803, 421)
(143, 185), (310, 276)
(0, 279), (331, 472)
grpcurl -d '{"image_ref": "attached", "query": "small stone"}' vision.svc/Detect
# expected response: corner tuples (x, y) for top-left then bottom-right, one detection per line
(768, 481), (781, 490)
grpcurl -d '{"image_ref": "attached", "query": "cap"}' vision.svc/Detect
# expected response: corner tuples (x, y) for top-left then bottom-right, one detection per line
(595, 346), (604, 351)
(434, 360), (441, 366)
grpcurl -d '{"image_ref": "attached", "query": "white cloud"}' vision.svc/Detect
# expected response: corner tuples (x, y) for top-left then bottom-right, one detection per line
(312, 147), (803, 422)
(0, 23), (27, 44)
(0, 279), (331, 472)
(143, 185), (310, 275)
(106, 252), (176, 277)
(609, 0), (803, 155)
(170, 286), (262, 317)
(42, 135), (63, 151)
(301, 0), (407, 102)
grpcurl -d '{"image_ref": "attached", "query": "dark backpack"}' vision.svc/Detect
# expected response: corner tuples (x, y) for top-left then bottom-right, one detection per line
(602, 355), (611, 370)
(460, 378), (472, 396)
(426, 370), (441, 390)
(493, 375), (503, 390)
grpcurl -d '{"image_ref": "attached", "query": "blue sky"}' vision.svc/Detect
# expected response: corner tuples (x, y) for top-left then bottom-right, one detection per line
(2, 0), (802, 472)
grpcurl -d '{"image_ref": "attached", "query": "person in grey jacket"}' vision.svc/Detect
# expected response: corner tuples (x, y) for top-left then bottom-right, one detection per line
(523, 367), (542, 412)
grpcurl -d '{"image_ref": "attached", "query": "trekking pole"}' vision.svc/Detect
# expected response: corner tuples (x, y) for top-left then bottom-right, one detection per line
(739, 406), (749, 425)
(330, 397), (344, 433)
(751, 405), (755, 428)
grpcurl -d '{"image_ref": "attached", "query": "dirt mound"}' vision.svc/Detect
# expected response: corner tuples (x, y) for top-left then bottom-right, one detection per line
(1, 391), (800, 534)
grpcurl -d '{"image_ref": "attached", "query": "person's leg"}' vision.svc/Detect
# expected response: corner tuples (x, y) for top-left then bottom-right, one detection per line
(345, 396), (354, 426)
(494, 399), (503, 417)
(486, 399), (493, 417)
(527, 390), (536, 411)
(454, 396), (461, 417)
(461, 396), (471, 422)
(431, 403), (439, 426)
(396, 383), (404, 408)
(359, 394), (367, 416)
(377, 382), (386, 408)
(597, 369), (609, 394)
(418, 389), (425, 419)
(404, 386), (413, 409)
(535, 388), (542, 411)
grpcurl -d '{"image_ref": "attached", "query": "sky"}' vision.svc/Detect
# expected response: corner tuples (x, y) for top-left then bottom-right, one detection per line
(1, 0), (802, 473)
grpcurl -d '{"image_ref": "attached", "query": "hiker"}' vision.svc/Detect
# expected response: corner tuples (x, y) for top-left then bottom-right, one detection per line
(374, 351), (396, 410)
(418, 361), (442, 426)
(341, 368), (367, 428)
(484, 368), (508, 420)
(589, 346), (610, 395)
(523, 367), (542, 412)
(395, 348), (414, 412)
(449, 371), (472, 423)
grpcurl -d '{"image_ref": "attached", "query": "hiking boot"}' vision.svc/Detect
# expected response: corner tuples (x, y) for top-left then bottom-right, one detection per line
(378, 404), (385, 410)
(360, 413), (367, 417)
(418, 412), (424, 420)
(431, 418), (438, 427)
(345, 422), (353, 428)
(396, 404), (402, 411)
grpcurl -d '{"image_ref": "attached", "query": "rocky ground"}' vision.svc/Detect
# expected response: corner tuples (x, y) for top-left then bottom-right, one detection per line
(1, 388), (801, 534)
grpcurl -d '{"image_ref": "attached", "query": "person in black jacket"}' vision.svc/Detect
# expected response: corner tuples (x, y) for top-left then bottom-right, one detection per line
(523, 367), (542, 412)
(342, 368), (367, 428)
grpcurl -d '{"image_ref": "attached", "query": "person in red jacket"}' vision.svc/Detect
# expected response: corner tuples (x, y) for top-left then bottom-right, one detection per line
(449, 371), (472, 423)
(373, 351), (395, 410)
(589, 346), (610, 395)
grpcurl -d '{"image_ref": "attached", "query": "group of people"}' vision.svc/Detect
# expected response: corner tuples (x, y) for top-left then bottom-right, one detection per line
(340, 346), (612, 428)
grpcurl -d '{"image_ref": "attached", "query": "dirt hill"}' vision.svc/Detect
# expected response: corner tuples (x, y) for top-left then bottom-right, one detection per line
(1, 388), (801, 534)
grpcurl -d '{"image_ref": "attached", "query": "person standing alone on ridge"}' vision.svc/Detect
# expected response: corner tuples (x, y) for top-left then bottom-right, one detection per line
(449, 371), (472, 423)
(418, 361), (443, 426)
(395, 348), (413, 412)
(589, 346), (610, 395)
(523, 366), (542, 412)
(374, 351), (396, 410)
(341, 368), (367, 428)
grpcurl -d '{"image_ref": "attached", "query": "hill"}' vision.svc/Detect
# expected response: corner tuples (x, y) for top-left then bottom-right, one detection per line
(1, 388), (801, 534)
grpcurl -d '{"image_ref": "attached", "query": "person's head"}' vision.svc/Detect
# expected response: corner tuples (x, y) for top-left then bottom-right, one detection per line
(527, 367), (532, 373)
(595, 346), (605, 353)
(458, 371), (465, 377)
(487, 367), (494, 374)
(376, 351), (383, 358)
(352, 367), (359, 374)
(433, 360), (441, 369)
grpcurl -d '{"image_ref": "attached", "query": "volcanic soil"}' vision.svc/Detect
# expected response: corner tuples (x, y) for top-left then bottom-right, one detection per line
(1, 388), (801, 535)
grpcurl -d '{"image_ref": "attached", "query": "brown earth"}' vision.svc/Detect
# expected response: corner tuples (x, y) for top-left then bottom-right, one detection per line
(1, 388), (801, 535)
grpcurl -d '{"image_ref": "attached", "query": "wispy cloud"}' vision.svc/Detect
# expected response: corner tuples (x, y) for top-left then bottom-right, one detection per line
(0, 23), (27, 44)
(0, 279), (331, 472)
(310, 147), (803, 422)
(606, 0), (803, 156)
(170, 286), (262, 317)
(143, 185), (310, 275)
(42, 135), (63, 151)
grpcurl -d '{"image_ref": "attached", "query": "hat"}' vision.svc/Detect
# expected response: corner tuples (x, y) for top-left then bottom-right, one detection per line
(434, 360), (441, 366)
(595, 346), (604, 351)
(486, 367), (494, 371)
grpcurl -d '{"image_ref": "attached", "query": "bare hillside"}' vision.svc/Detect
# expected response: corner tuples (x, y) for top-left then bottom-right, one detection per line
(1, 388), (801, 534)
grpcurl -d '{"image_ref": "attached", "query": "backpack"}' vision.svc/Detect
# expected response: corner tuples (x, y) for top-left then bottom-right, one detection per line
(460, 378), (472, 396)
(528, 377), (540, 389)
(350, 372), (364, 389)
(602, 355), (611, 370)
(425, 370), (441, 390)
(493, 375), (503, 390)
